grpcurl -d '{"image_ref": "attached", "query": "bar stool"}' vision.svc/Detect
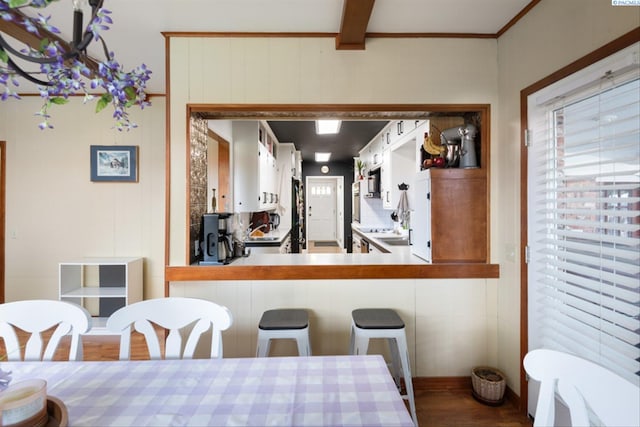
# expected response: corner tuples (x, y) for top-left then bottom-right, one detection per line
(349, 308), (418, 426)
(256, 309), (311, 357)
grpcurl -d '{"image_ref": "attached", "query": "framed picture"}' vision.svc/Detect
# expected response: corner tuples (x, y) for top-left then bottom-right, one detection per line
(90, 145), (138, 182)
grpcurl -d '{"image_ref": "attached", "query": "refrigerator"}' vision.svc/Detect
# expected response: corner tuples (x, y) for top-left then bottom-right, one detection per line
(291, 178), (304, 253)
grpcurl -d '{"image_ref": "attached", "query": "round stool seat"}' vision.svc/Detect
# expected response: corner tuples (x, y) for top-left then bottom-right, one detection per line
(352, 308), (404, 329)
(259, 309), (309, 330)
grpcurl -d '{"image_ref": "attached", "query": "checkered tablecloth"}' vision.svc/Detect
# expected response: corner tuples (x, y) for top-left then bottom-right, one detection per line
(5, 355), (414, 426)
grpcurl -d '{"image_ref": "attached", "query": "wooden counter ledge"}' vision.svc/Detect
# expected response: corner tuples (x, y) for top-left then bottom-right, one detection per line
(166, 263), (499, 281)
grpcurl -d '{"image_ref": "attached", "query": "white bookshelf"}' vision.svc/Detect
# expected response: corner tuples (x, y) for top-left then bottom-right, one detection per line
(59, 257), (143, 334)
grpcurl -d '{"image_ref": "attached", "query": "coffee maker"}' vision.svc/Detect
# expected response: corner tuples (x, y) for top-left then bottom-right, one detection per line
(198, 212), (233, 265)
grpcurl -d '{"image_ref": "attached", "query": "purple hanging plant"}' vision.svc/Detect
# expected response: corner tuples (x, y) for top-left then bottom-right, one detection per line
(0, 0), (151, 130)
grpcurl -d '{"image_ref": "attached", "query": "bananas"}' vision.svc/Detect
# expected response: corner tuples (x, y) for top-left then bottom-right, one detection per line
(423, 132), (446, 156)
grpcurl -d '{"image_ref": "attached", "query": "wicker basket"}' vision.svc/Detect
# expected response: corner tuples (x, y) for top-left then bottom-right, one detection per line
(471, 366), (506, 406)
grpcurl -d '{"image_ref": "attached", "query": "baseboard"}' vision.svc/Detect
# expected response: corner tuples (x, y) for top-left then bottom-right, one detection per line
(413, 376), (521, 408)
(413, 376), (471, 391)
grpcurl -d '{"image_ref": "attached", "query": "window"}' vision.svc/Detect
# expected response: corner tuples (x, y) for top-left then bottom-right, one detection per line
(527, 43), (640, 386)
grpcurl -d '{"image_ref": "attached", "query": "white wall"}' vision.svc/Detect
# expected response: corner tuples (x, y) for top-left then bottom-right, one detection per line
(171, 277), (497, 378)
(168, 37), (499, 265)
(494, 0), (638, 394)
(0, 96), (166, 301)
(167, 36), (500, 378)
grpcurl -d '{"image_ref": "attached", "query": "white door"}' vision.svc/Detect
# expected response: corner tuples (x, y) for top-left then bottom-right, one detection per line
(306, 177), (337, 241)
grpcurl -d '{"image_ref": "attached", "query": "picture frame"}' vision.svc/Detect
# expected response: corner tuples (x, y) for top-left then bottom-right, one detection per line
(90, 145), (138, 182)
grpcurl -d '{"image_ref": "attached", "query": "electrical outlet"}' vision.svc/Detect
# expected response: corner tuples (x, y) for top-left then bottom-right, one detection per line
(505, 243), (516, 262)
(10, 230), (17, 239)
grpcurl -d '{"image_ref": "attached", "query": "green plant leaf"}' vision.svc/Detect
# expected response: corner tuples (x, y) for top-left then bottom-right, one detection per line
(39, 38), (50, 52)
(124, 86), (136, 101)
(8, 0), (30, 8)
(49, 97), (69, 105)
(95, 94), (112, 113)
(0, 50), (8, 64)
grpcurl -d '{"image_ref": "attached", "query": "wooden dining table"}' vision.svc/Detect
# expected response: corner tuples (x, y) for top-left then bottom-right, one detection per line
(4, 354), (415, 426)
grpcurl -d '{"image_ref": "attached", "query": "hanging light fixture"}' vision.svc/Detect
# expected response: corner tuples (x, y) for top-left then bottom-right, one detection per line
(0, 0), (151, 130)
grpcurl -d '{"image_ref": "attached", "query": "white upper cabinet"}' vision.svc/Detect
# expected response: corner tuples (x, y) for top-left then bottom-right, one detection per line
(360, 120), (429, 210)
(233, 121), (279, 212)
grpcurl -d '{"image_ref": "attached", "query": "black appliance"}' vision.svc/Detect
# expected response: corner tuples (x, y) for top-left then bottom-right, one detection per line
(198, 212), (234, 265)
(352, 181), (361, 223)
(291, 178), (304, 253)
(269, 212), (280, 230)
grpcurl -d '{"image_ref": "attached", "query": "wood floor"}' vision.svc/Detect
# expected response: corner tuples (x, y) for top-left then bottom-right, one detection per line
(2, 332), (532, 427)
(306, 240), (344, 253)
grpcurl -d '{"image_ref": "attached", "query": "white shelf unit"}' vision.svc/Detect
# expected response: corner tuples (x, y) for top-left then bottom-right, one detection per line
(59, 257), (143, 334)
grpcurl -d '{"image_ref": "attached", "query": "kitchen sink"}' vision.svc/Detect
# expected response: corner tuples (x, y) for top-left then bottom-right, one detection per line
(358, 227), (394, 233)
(377, 236), (410, 246)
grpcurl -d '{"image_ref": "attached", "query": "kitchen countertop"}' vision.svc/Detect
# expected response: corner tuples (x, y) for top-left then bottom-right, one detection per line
(229, 223), (421, 266)
(351, 222), (411, 254)
(169, 222), (499, 280)
(243, 227), (291, 247)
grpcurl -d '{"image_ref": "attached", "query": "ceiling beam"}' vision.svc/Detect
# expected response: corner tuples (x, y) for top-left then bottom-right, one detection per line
(335, 0), (375, 50)
(0, 8), (100, 75)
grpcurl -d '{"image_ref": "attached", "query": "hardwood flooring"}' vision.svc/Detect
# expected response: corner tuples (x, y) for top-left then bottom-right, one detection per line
(2, 331), (533, 427)
(306, 240), (344, 253)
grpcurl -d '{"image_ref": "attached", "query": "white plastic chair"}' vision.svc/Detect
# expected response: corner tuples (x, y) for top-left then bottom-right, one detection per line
(0, 300), (92, 361)
(524, 348), (640, 427)
(106, 297), (233, 360)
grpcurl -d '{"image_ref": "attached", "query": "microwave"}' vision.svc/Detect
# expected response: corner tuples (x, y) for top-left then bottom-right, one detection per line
(366, 169), (380, 197)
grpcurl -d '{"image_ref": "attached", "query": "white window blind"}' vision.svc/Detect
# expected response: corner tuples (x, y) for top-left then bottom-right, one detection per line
(528, 43), (640, 386)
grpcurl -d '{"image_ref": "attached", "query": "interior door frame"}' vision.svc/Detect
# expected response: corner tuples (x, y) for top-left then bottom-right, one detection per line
(305, 175), (344, 244)
(518, 30), (639, 412)
(0, 141), (5, 303)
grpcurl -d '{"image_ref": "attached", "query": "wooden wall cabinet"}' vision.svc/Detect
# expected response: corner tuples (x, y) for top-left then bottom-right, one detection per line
(430, 172), (487, 263)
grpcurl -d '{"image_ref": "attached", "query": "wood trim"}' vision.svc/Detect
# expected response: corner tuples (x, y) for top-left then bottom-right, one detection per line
(336, 0), (376, 50)
(181, 103), (491, 271)
(518, 27), (640, 412)
(190, 103), (491, 116)
(366, 32), (496, 39)
(496, 0), (542, 38)
(185, 110), (193, 267)
(0, 141), (5, 304)
(412, 376), (470, 391)
(162, 31), (337, 39)
(164, 35), (172, 298)
(166, 263), (499, 282)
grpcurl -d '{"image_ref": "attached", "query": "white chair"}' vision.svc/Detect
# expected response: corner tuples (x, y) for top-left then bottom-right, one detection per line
(0, 300), (92, 361)
(349, 308), (418, 426)
(106, 297), (233, 360)
(256, 308), (311, 357)
(524, 348), (640, 427)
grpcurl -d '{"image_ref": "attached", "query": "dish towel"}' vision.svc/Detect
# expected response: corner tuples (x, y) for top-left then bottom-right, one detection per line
(397, 184), (410, 229)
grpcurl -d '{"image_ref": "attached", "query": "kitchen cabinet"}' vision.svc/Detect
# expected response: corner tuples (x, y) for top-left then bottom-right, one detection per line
(381, 122), (428, 210)
(380, 149), (392, 209)
(233, 121), (279, 212)
(275, 143), (298, 232)
(387, 119), (426, 149)
(367, 136), (384, 170)
(59, 257), (143, 333)
(411, 171), (432, 262)
(430, 172), (487, 262)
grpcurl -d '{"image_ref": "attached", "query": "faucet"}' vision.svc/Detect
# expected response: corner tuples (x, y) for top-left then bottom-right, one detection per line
(253, 223), (269, 232)
(248, 223), (269, 238)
